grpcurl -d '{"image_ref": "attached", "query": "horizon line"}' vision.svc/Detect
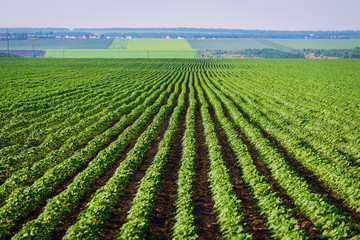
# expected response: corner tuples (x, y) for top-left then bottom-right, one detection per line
(1, 27), (360, 32)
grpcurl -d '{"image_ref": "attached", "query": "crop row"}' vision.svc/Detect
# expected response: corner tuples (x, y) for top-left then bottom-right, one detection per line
(0, 74), (180, 239)
(1, 59), (359, 239)
(62, 75), (183, 239)
(12, 72), (184, 239)
(0, 77), (154, 180)
(221, 74), (360, 176)
(0, 70), (163, 153)
(210, 63), (360, 160)
(199, 75), (305, 239)
(194, 76), (251, 239)
(0, 78), (135, 151)
(172, 75), (198, 239)
(117, 74), (187, 239)
(201, 71), (356, 238)
(0, 64), (160, 137)
(0, 72), (172, 206)
(207, 68), (360, 213)
(0, 62), (149, 116)
(222, 67), (360, 169)
(0, 79), (122, 134)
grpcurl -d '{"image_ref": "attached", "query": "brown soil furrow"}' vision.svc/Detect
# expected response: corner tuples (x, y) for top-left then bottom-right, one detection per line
(193, 80), (222, 240)
(99, 82), (182, 239)
(146, 82), (189, 239)
(199, 80), (272, 239)
(209, 78), (360, 232)
(100, 106), (174, 239)
(202, 77), (322, 239)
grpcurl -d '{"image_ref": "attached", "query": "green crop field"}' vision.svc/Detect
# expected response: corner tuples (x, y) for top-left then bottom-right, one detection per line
(44, 38), (196, 58)
(71, 39), (114, 49)
(127, 38), (194, 50)
(3, 38), (360, 58)
(45, 49), (196, 58)
(188, 38), (276, 50)
(1, 58), (360, 239)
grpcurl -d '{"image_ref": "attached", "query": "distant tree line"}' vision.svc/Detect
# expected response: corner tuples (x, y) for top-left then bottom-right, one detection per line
(76, 28), (360, 39)
(303, 47), (360, 58)
(238, 49), (305, 58)
(1, 28), (360, 39)
(199, 48), (360, 59)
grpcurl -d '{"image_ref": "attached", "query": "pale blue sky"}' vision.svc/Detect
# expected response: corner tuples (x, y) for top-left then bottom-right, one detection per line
(1, 0), (359, 30)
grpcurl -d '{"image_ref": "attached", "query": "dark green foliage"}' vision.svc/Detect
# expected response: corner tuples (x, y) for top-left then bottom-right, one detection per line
(305, 47), (360, 58)
(68, 39), (114, 49)
(238, 48), (305, 58)
(0, 52), (21, 57)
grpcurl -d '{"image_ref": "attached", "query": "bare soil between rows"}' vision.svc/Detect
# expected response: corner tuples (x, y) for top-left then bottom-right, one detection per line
(193, 78), (223, 240)
(99, 83), (180, 239)
(199, 78), (272, 239)
(146, 81), (188, 239)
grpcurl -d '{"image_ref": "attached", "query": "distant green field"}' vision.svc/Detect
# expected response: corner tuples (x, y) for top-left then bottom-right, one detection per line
(188, 38), (360, 51)
(72, 39), (114, 49)
(0, 39), (114, 50)
(3, 38), (360, 55)
(45, 38), (196, 58)
(4, 38), (358, 58)
(45, 49), (196, 58)
(188, 39), (272, 50)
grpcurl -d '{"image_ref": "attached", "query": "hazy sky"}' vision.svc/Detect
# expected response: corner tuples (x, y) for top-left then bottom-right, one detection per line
(1, 0), (359, 30)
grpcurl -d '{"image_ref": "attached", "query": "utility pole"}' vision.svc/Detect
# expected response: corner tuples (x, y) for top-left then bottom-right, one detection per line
(7, 28), (10, 58)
